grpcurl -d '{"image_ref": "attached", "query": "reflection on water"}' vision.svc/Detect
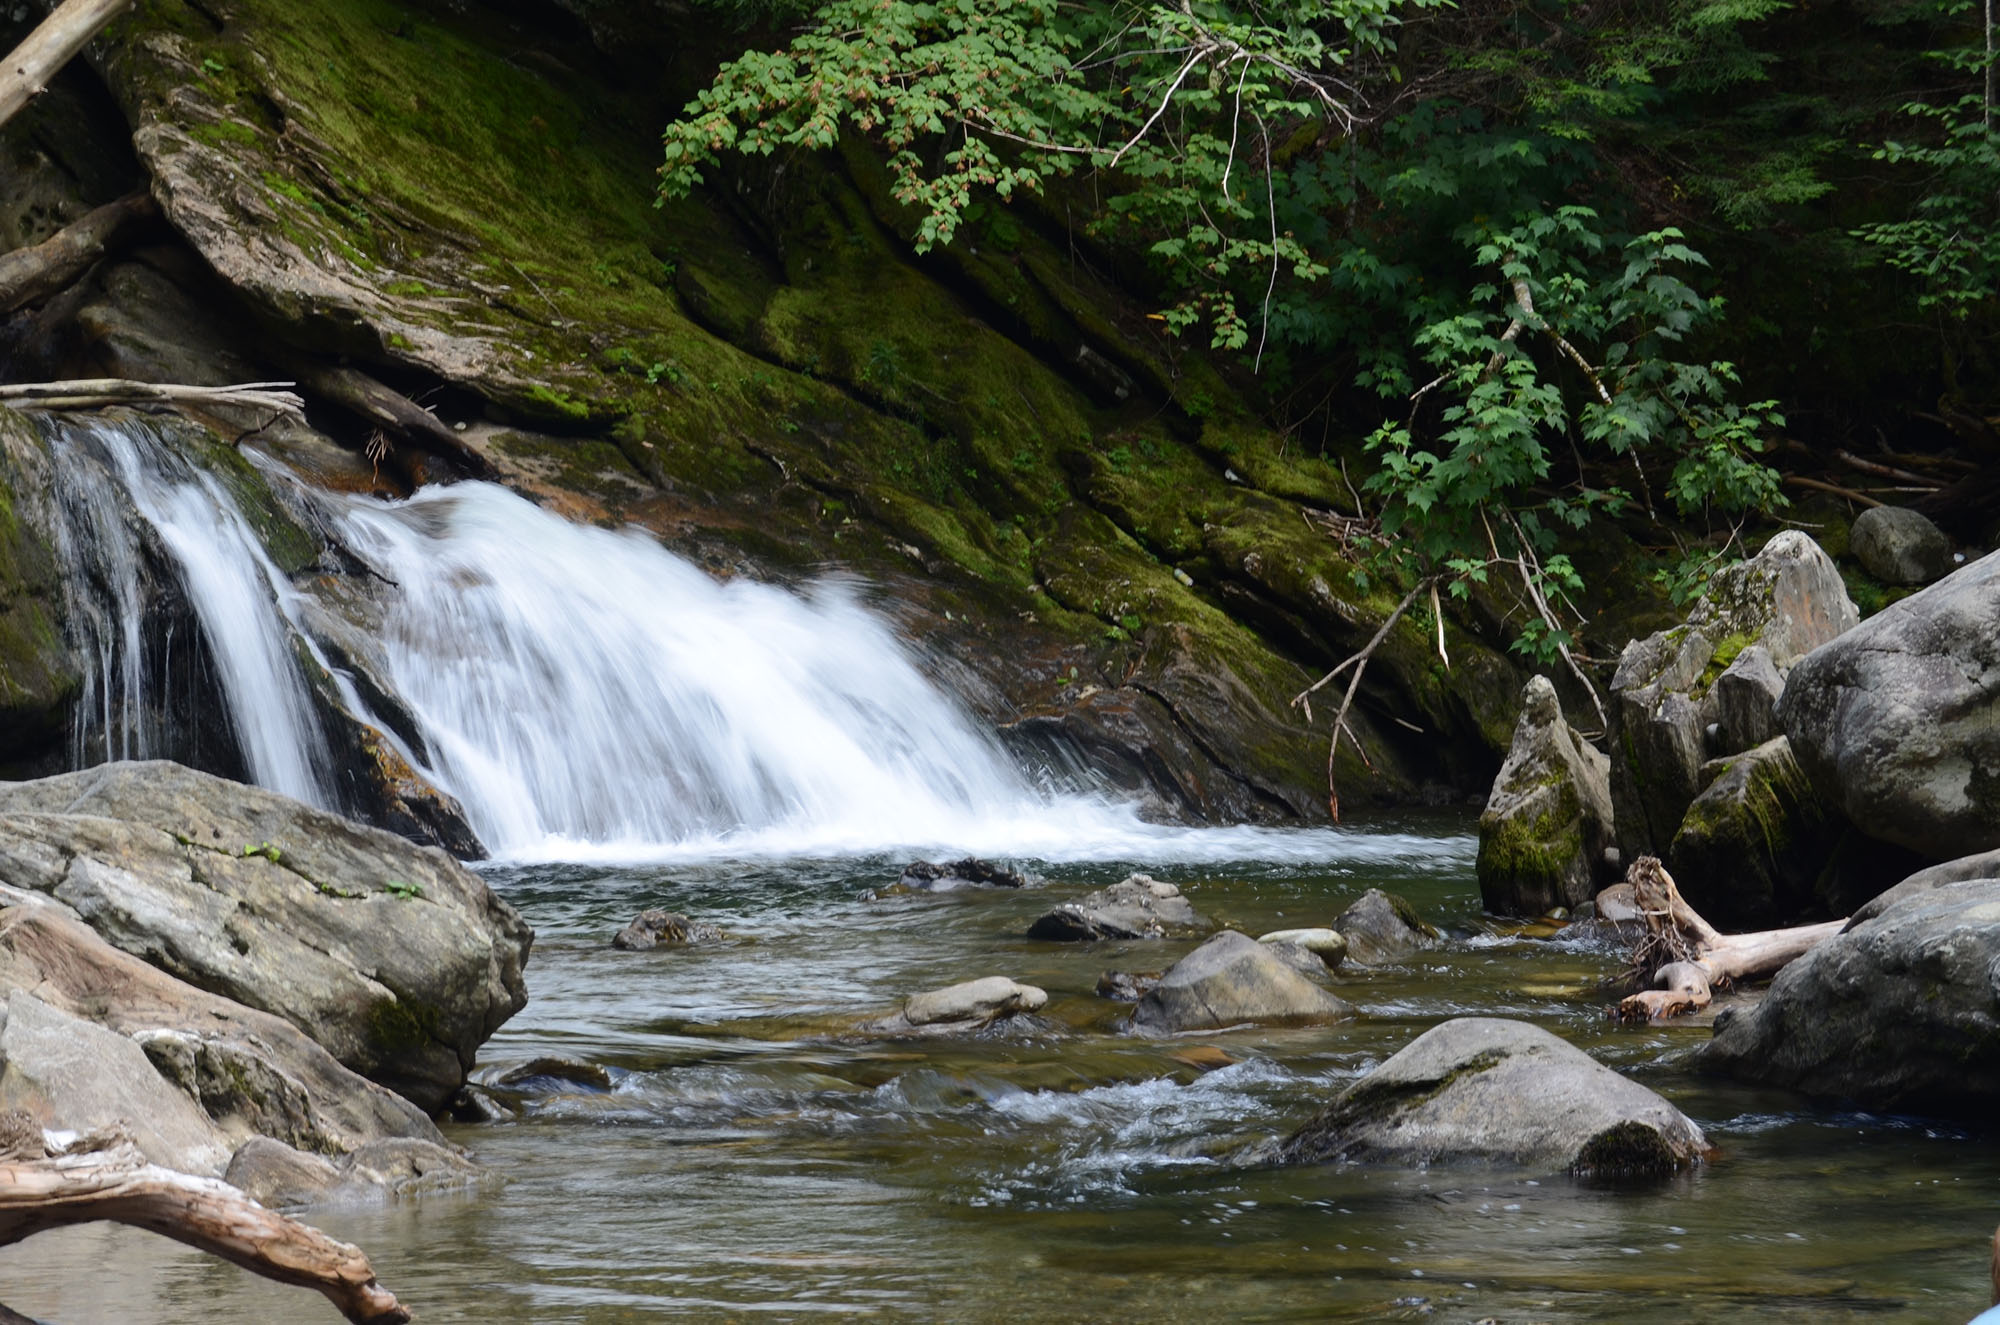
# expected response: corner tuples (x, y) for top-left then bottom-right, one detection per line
(4, 820), (1997, 1322)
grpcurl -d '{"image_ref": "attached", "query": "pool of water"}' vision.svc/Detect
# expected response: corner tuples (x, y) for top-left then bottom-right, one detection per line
(5, 815), (1998, 1322)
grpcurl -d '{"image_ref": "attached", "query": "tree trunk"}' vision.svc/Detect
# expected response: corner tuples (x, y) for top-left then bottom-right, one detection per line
(0, 0), (133, 131)
(0, 192), (156, 315)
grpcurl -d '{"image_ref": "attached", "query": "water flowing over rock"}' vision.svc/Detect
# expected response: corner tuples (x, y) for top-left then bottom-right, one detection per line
(612, 911), (723, 950)
(1610, 531), (1857, 860)
(0, 762), (531, 1111)
(1849, 506), (1955, 585)
(1697, 876), (2000, 1116)
(1476, 676), (1614, 917)
(1332, 888), (1436, 964)
(1668, 737), (1837, 929)
(1027, 874), (1204, 941)
(1131, 931), (1352, 1032)
(895, 859), (1031, 891)
(1281, 1018), (1708, 1176)
(1776, 549), (2000, 859)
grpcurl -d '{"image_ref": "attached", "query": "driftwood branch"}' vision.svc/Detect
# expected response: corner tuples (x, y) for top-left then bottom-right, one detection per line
(0, 1131), (408, 1324)
(0, 191), (156, 315)
(0, 379), (304, 417)
(297, 363), (498, 479)
(1784, 474), (1885, 508)
(1613, 856), (1845, 1021)
(0, 0), (132, 131)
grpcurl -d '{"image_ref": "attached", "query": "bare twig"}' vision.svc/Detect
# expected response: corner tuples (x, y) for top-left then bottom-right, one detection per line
(1291, 577), (1430, 822)
(1784, 474), (1885, 508)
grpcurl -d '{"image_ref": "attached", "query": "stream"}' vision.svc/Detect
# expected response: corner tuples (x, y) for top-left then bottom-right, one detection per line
(5, 825), (1998, 1321)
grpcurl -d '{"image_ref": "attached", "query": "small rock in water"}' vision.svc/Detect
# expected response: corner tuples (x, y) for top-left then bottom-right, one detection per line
(1132, 931), (1353, 1033)
(863, 976), (1048, 1035)
(1257, 927), (1348, 969)
(494, 1056), (614, 1094)
(895, 858), (1032, 892)
(1333, 889), (1437, 965)
(612, 909), (723, 950)
(1168, 1046), (1237, 1072)
(1027, 873), (1204, 941)
(1095, 969), (1161, 1001)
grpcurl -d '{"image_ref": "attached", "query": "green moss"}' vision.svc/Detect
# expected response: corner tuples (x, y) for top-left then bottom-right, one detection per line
(367, 994), (442, 1055)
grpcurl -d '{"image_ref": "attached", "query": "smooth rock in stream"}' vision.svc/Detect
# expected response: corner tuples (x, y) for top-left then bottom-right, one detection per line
(1696, 877), (2000, 1115)
(1026, 874), (1204, 941)
(1331, 889), (1437, 965)
(1667, 736), (1836, 929)
(0, 761), (531, 1112)
(612, 909), (722, 950)
(1280, 1018), (1708, 1176)
(1257, 928), (1348, 969)
(865, 976), (1048, 1035)
(895, 858), (1031, 891)
(1131, 931), (1353, 1033)
(225, 1134), (483, 1209)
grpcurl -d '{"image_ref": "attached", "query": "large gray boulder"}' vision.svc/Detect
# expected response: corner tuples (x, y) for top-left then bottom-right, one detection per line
(1667, 737), (1836, 928)
(1776, 550), (2000, 859)
(1610, 531), (1857, 859)
(1333, 888), (1437, 965)
(1476, 676), (1614, 916)
(1697, 877), (2000, 1115)
(1281, 1018), (1708, 1177)
(1027, 873), (1204, 941)
(1850, 506), (1954, 585)
(0, 761), (532, 1110)
(1131, 931), (1353, 1032)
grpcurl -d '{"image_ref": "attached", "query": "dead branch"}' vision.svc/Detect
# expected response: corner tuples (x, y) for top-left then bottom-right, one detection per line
(0, 191), (156, 315)
(1290, 577), (1429, 822)
(297, 363), (499, 480)
(1833, 449), (1941, 488)
(0, 0), (132, 131)
(1784, 474), (1885, 508)
(0, 379), (304, 416)
(0, 1130), (408, 1324)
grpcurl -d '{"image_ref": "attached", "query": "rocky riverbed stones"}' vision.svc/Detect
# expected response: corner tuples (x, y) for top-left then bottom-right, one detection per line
(1131, 931), (1352, 1033)
(1777, 549), (2000, 859)
(1667, 736), (1836, 929)
(1281, 1018), (1708, 1176)
(1477, 675), (1615, 916)
(1257, 928), (1348, 968)
(1027, 874), (1204, 941)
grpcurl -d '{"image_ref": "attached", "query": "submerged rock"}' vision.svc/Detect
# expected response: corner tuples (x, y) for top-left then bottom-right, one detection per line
(1095, 969), (1160, 1002)
(0, 761), (531, 1111)
(1281, 1018), (1707, 1177)
(612, 910), (723, 950)
(895, 858), (1031, 891)
(1332, 889), (1437, 965)
(1668, 736), (1836, 928)
(225, 1134), (484, 1210)
(1777, 549), (2000, 859)
(864, 976), (1048, 1035)
(1697, 876), (2000, 1116)
(1131, 931), (1352, 1033)
(495, 1056), (615, 1093)
(1476, 675), (1615, 917)
(1850, 506), (1954, 585)
(1027, 874), (1204, 941)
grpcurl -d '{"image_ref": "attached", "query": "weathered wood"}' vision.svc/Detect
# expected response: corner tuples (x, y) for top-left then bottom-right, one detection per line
(0, 1135), (409, 1324)
(297, 362), (499, 479)
(0, 378), (304, 416)
(0, 0), (132, 131)
(0, 191), (156, 315)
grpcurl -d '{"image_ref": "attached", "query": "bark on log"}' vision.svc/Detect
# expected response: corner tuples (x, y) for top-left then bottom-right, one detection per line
(0, 1134), (409, 1324)
(0, 0), (132, 131)
(0, 379), (304, 417)
(0, 191), (156, 315)
(297, 362), (499, 479)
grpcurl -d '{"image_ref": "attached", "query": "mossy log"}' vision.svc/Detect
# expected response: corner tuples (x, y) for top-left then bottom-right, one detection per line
(1613, 855), (1845, 1022)
(0, 1129), (408, 1324)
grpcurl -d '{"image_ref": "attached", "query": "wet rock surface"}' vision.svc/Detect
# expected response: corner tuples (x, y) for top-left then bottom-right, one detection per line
(1332, 889), (1436, 965)
(863, 976), (1048, 1035)
(612, 910), (724, 950)
(895, 858), (1032, 891)
(1282, 1018), (1708, 1176)
(1027, 874), (1205, 941)
(1131, 931), (1352, 1033)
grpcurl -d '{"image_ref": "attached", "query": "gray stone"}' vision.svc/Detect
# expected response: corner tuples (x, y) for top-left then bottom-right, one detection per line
(1850, 506), (1954, 585)
(1026, 874), (1203, 941)
(1714, 644), (1785, 752)
(1131, 931), (1352, 1033)
(1850, 848), (2000, 924)
(1477, 675), (1615, 917)
(1256, 928), (1347, 969)
(1687, 530), (1859, 670)
(863, 976), (1048, 1035)
(224, 1134), (483, 1209)
(1776, 550), (2000, 859)
(612, 909), (722, 950)
(1697, 879), (2000, 1115)
(494, 1056), (614, 1093)
(1668, 737), (1836, 929)
(0, 761), (532, 1111)
(1333, 889), (1437, 965)
(0, 990), (233, 1176)
(895, 858), (1030, 891)
(1281, 1018), (1708, 1177)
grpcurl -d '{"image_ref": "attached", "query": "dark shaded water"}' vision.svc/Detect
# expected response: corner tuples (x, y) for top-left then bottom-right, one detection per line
(5, 817), (1998, 1321)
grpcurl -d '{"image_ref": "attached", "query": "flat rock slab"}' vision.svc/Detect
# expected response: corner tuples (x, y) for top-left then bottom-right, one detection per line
(1132, 931), (1352, 1033)
(1281, 1018), (1708, 1178)
(1027, 874), (1204, 941)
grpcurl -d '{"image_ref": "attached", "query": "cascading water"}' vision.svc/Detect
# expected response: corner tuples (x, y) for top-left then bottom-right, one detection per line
(40, 417), (335, 808)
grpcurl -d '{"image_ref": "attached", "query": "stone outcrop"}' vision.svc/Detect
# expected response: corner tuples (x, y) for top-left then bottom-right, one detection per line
(1697, 875), (2000, 1116)
(1777, 550), (2000, 859)
(1130, 931), (1352, 1033)
(1667, 737), (1836, 929)
(1609, 531), (1856, 861)
(1332, 889), (1436, 965)
(1027, 874), (1205, 941)
(0, 762), (531, 1111)
(1849, 506), (1954, 585)
(1476, 675), (1614, 916)
(1281, 1018), (1708, 1176)
(1713, 643), (1785, 752)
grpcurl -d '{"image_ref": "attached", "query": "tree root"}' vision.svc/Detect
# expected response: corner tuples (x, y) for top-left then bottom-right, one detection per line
(0, 192), (157, 316)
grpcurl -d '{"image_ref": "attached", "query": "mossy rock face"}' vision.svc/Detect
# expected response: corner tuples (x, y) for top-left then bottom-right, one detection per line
(1477, 678), (1614, 918)
(1667, 736), (1837, 928)
(0, 408), (80, 770)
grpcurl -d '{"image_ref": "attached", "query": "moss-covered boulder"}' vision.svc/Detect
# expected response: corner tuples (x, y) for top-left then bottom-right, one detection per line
(1477, 675), (1615, 917)
(1668, 736), (1836, 928)
(0, 409), (79, 772)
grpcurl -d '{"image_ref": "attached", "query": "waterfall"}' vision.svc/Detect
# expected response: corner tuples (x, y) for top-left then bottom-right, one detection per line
(41, 417), (335, 808)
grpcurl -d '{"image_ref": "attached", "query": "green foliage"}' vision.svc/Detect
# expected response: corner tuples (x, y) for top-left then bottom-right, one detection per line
(1854, 84), (1999, 314)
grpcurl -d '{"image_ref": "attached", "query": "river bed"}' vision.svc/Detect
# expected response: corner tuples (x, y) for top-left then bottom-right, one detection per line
(4, 816), (1997, 1322)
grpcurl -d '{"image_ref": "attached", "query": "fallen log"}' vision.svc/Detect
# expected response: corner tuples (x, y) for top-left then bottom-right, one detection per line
(0, 191), (157, 315)
(0, 0), (132, 131)
(0, 378), (304, 417)
(1612, 856), (1846, 1022)
(296, 362), (499, 479)
(0, 1123), (409, 1324)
